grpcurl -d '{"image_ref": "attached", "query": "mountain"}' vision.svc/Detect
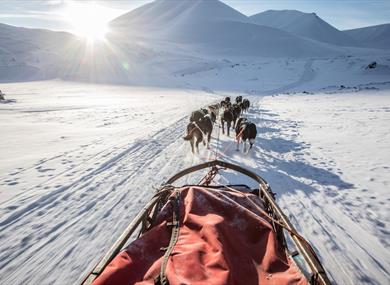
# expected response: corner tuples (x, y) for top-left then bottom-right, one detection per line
(109, 0), (340, 57)
(0, 23), (80, 82)
(1, 0), (356, 84)
(344, 24), (390, 49)
(111, 0), (247, 31)
(249, 10), (357, 47)
(0, 22), (171, 84)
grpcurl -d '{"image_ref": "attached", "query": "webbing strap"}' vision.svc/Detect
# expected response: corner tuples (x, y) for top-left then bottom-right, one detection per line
(159, 191), (180, 285)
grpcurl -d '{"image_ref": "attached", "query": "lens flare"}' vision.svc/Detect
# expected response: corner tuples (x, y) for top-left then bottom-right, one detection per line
(64, 2), (111, 43)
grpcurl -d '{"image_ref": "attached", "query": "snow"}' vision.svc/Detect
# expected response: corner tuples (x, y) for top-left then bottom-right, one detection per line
(258, 91), (390, 284)
(250, 10), (357, 47)
(111, 0), (247, 31)
(1, 0), (389, 85)
(0, 81), (219, 284)
(0, 0), (390, 284)
(0, 23), (79, 82)
(109, 0), (343, 57)
(344, 24), (390, 49)
(1, 79), (389, 285)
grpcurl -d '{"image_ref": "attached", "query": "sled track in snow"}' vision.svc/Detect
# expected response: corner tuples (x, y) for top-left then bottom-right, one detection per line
(0, 115), (208, 285)
(1, 96), (389, 285)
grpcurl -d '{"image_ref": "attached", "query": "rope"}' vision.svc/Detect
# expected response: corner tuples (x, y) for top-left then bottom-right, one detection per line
(192, 121), (206, 139)
(184, 121), (203, 139)
(214, 121), (221, 160)
(198, 166), (220, 186)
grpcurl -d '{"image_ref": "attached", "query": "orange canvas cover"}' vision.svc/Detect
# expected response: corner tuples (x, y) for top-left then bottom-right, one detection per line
(92, 186), (308, 285)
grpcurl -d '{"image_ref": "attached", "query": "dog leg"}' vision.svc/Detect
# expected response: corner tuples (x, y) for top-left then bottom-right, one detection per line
(249, 138), (255, 150)
(190, 138), (194, 154)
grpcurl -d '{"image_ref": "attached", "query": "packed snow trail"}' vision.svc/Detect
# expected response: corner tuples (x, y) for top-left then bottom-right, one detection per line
(267, 59), (315, 94)
(212, 94), (390, 285)
(1, 82), (389, 285)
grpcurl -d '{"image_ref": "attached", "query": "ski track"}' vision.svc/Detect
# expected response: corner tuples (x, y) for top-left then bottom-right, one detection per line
(266, 59), (315, 94)
(1, 93), (389, 285)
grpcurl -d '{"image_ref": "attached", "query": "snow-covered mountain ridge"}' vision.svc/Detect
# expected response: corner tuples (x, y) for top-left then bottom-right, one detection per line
(249, 9), (358, 47)
(344, 23), (390, 49)
(0, 0), (389, 89)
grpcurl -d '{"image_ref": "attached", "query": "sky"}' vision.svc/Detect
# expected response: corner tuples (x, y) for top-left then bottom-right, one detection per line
(0, 0), (389, 33)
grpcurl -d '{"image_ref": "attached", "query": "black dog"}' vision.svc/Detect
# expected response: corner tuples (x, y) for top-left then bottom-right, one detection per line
(235, 96), (243, 104)
(235, 118), (257, 153)
(200, 115), (213, 148)
(208, 105), (219, 123)
(190, 110), (204, 123)
(242, 99), (250, 112)
(209, 110), (217, 123)
(221, 100), (231, 109)
(184, 113), (213, 152)
(220, 108), (234, 136)
(231, 104), (242, 129)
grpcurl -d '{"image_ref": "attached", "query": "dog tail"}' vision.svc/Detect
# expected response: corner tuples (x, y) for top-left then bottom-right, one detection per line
(183, 134), (191, 141)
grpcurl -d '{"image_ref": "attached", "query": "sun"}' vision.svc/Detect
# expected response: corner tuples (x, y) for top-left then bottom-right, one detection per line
(64, 2), (111, 42)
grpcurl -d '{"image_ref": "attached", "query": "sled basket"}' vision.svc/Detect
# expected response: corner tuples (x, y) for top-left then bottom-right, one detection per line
(81, 160), (331, 285)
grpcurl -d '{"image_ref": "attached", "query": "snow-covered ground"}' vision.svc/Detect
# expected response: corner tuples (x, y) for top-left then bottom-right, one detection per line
(0, 81), (219, 284)
(1, 1), (389, 284)
(251, 91), (390, 284)
(0, 80), (389, 284)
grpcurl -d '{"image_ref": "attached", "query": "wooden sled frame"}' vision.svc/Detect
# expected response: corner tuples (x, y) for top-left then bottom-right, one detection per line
(81, 160), (331, 285)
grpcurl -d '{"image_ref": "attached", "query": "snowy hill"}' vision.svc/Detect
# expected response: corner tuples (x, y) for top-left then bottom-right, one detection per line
(111, 0), (247, 31)
(0, 23), (79, 82)
(344, 24), (390, 49)
(0, 23), (161, 84)
(249, 10), (358, 47)
(1, 0), (389, 87)
(109, 0), (340, 57)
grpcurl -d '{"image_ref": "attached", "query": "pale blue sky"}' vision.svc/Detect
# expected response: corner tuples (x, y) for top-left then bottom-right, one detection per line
(0, 0), (389, 32)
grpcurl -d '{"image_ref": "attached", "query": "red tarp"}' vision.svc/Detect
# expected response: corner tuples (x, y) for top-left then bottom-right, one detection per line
(92, 186), (308, 285)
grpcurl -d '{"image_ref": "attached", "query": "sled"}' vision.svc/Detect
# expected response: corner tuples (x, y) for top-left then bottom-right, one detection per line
(81, 160), (331, 285)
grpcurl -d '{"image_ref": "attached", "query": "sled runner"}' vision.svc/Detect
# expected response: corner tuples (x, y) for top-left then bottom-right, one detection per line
(81, 160), (331, 285)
